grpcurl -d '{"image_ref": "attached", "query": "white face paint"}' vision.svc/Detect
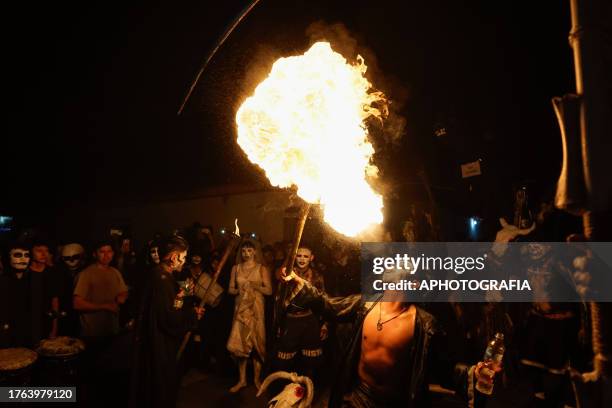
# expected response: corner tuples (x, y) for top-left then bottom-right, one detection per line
(150, 246), (160, 264)
(9, 249), (30, 270)
(295, 248), (313, 270)
(61, 243), (85, 271)
(241, 246), (255, 262)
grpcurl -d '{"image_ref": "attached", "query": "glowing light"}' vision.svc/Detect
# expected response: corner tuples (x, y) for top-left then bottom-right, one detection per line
(236, 42), (386, 236)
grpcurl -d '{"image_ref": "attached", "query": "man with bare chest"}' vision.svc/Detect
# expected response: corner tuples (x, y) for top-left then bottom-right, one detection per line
(356, 302), (416, 402)
(282, 269), (497, 408)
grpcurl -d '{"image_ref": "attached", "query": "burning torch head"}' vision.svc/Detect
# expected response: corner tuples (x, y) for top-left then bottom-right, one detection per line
(235, 41), (386, 238)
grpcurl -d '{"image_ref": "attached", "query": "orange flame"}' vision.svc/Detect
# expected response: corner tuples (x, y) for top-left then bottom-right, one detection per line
(236, 42), (386, 236)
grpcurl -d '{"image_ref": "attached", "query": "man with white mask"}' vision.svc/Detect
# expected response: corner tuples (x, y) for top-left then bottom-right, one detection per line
(273, 244), (326, 382)
(0, 244), (31, 347)
(61, 243), (86, 274)
(1, 242), (59, 347)
(59, 242), (86, 336)
(149, 245), (161, 265)
(8, 245), (30, 275)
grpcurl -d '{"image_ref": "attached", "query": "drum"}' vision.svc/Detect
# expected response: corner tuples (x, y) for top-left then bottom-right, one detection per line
(194, 272), (224, 308)
(0, 348), (37, 385)
(35, 337), (85, 386)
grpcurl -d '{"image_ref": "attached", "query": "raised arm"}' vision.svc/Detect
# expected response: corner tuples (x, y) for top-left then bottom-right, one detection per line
(292, 278), (362, 323)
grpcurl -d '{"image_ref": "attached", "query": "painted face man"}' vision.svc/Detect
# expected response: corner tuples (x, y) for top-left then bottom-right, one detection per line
(150, 246), (160, 264)
(61, 243), (85, 272)
(295, 247), (314, 272)
(9, 247), (30, 271)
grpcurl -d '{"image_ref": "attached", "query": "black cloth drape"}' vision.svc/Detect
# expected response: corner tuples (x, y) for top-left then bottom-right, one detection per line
(129, 265), (197, 408)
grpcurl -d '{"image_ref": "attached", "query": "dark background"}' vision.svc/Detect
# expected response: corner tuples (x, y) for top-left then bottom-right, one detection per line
(1, 0), (574, 237)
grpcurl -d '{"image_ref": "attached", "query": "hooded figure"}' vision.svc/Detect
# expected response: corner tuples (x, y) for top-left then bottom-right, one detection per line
(130, 235), (202, 408)
(0, 245), (31, 347)
(58, 243), (86, 337)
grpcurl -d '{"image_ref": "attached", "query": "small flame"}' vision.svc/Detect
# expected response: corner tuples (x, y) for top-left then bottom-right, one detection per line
(236, 42), (386, 236)
(234, 218), (240, 236)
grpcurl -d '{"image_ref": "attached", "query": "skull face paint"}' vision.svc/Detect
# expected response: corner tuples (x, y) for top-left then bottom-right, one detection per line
(191, 255), (202, 265)
(9, 248), (30, 270)
(241, 246), (255, 262)
(295, 248), (313, 271)
(150, 246), (160, 264)
(61, 243), (85, 271)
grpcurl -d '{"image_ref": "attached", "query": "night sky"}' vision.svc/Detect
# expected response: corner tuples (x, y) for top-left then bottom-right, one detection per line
(2, 0), (574, 232)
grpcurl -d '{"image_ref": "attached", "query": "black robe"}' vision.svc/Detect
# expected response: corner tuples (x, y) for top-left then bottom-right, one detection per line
(0, 267), (60, 348)
(130, 265), (197, 408)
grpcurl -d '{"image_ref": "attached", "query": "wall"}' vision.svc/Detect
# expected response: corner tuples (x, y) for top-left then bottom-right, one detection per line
(92, 190), (293, 245)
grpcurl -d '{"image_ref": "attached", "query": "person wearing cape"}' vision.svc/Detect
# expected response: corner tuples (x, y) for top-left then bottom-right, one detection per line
(129, 235), (204, 408)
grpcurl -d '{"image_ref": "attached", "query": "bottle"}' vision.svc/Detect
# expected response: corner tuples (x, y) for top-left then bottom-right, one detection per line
(513, 187), (533, 230)
(476, 332), (505, 395)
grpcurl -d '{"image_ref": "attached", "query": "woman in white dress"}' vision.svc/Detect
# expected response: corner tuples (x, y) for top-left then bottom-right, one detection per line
(227, 239), (272, 392)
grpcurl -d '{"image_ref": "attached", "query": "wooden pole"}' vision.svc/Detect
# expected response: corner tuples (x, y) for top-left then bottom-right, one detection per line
(176, 232), (240, 361)
(273, 203), (311, 338)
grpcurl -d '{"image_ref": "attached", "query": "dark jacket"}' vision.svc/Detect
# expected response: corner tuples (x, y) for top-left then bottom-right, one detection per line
(130, 265), (198, 408)
(0, 267), (60, 348)
(292, 281), (474, 408)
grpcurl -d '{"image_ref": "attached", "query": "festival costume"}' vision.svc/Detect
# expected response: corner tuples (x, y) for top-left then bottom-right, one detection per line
(58, 243), (85, 337)
(130, 265), (198, 408)
(293, 281), (476, 408)
(227, 263), (271, 359)
(275, 268), (325, 376)
(0, 267), (60, 348)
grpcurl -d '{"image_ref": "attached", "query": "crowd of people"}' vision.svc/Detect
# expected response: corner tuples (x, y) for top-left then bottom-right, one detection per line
(0, 201), (596, 407)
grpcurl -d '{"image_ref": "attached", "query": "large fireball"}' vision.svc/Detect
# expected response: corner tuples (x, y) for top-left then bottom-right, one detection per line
(236, 41), (386, 236)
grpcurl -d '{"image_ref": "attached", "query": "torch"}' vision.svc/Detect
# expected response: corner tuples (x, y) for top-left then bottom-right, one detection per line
(235, 41), (388, 329)
(273, 202), (311, 333)
(176, 219), (241, 361)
